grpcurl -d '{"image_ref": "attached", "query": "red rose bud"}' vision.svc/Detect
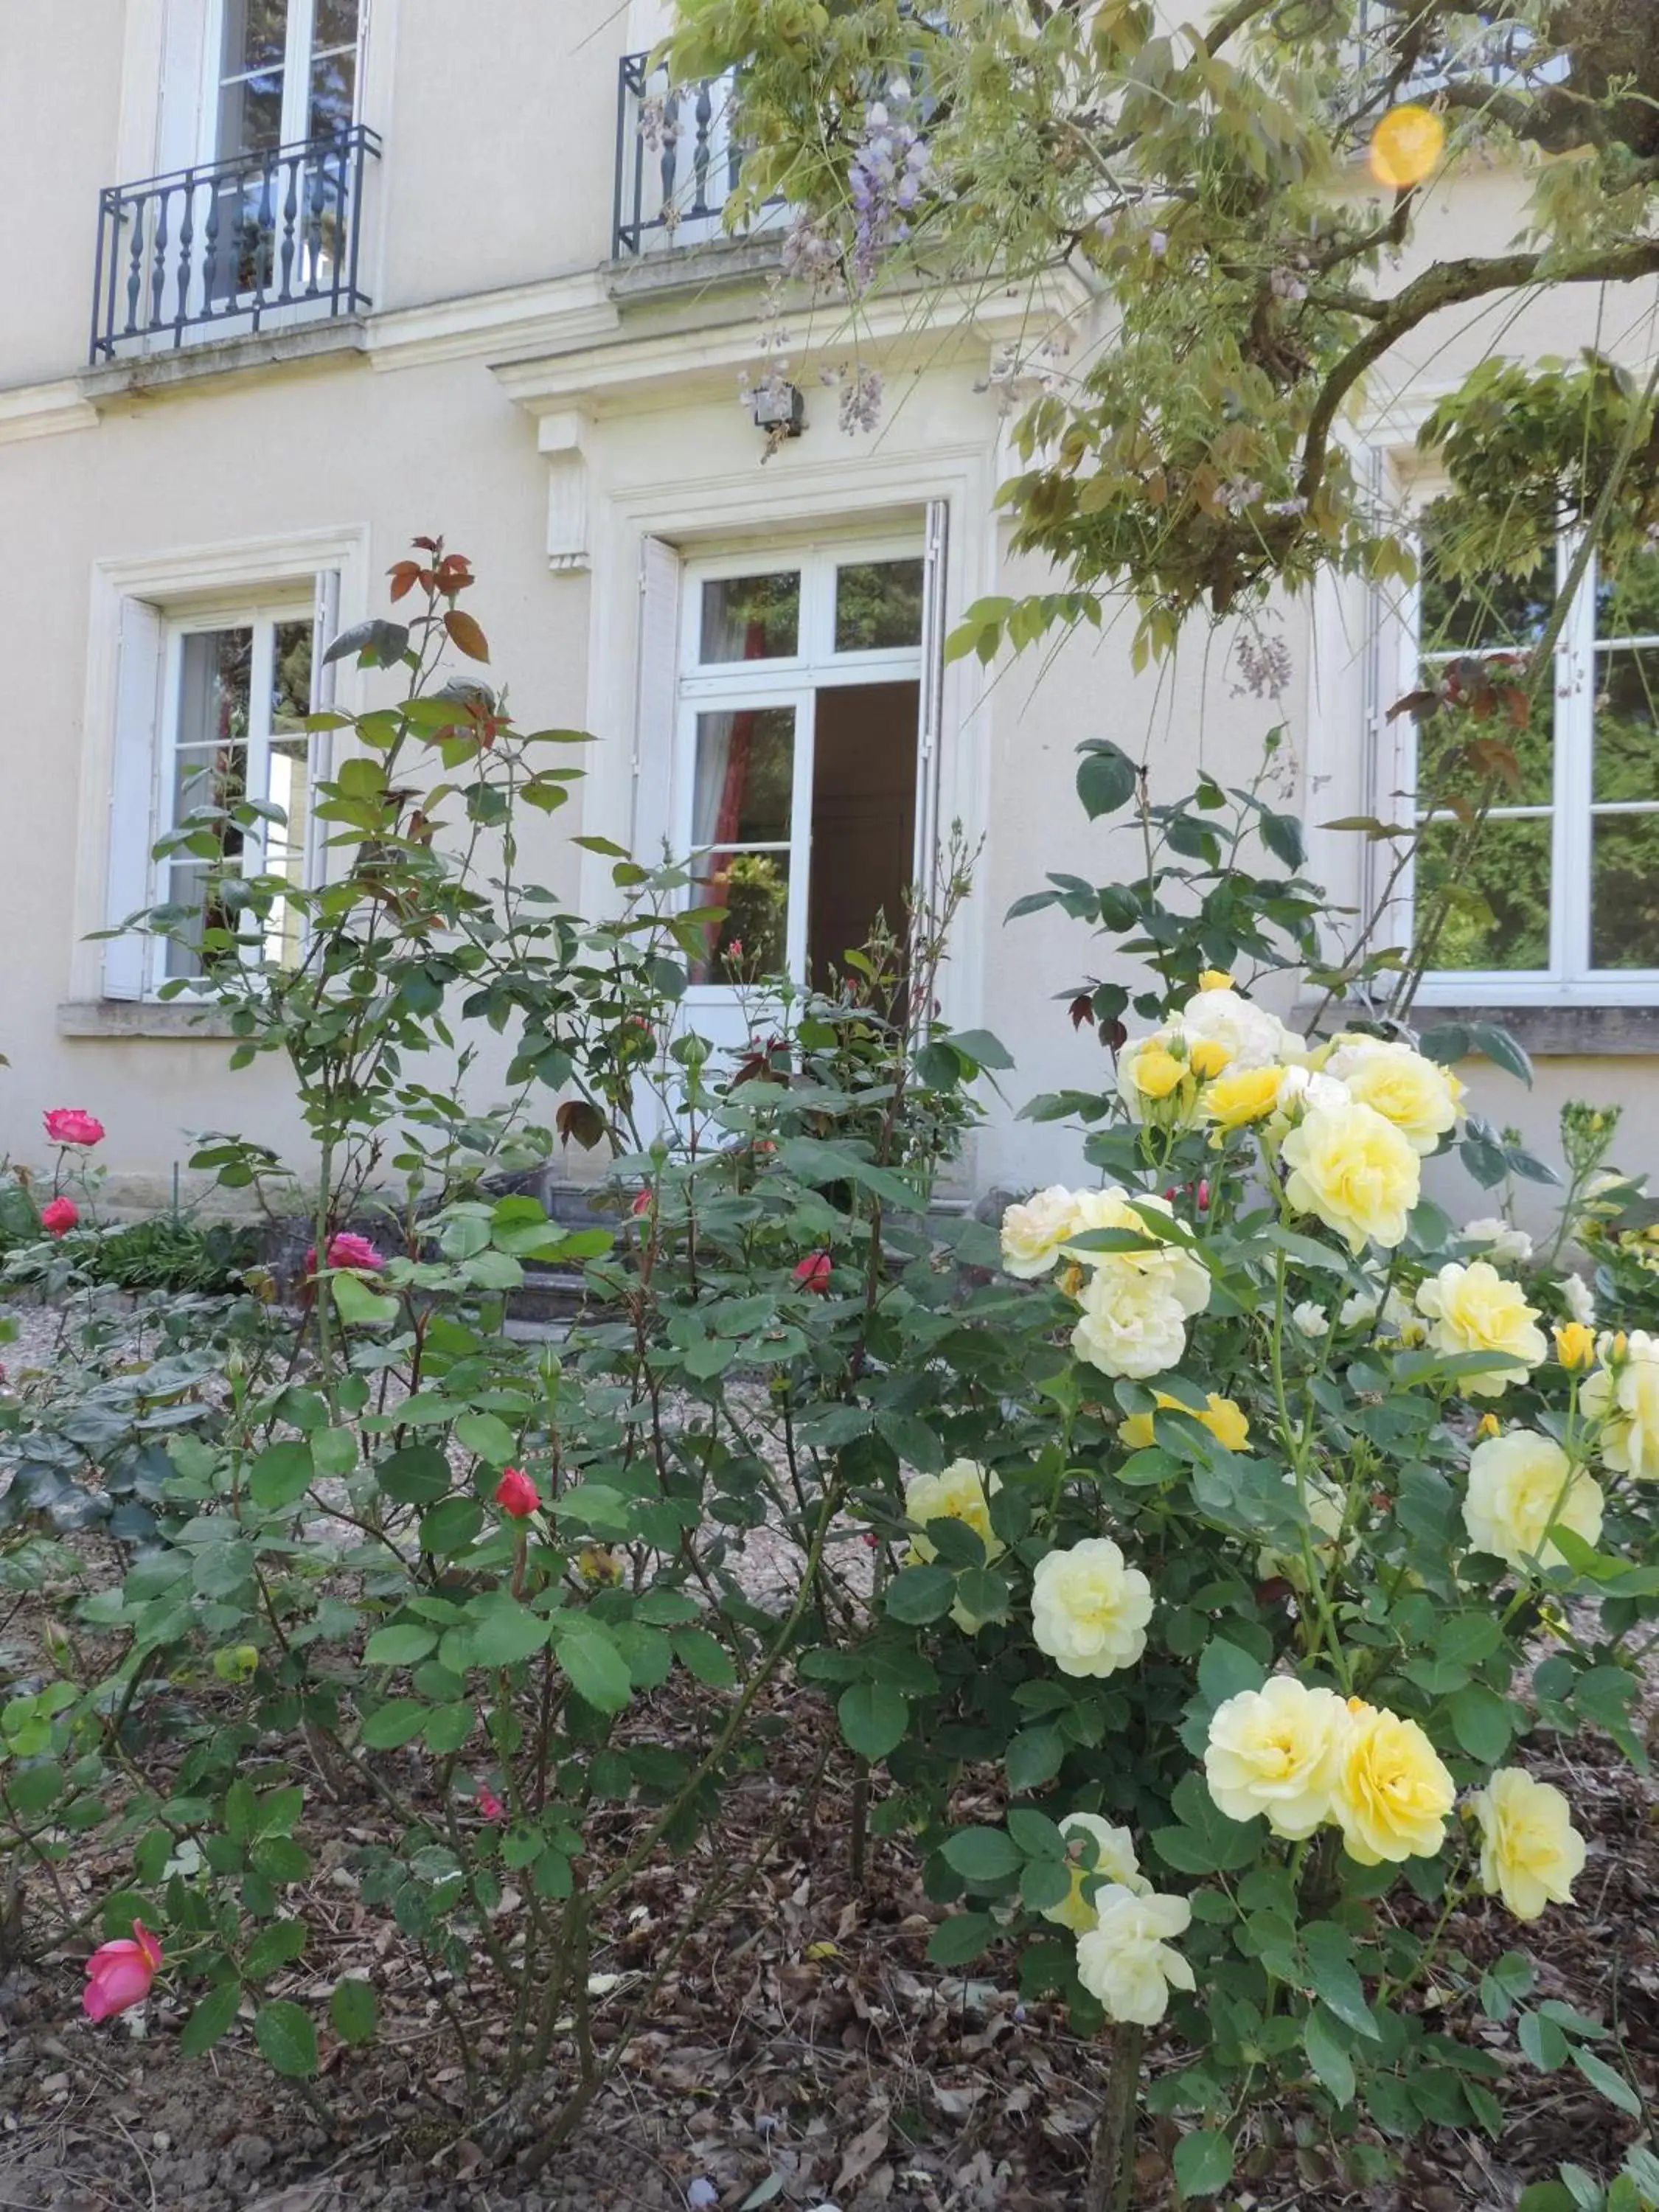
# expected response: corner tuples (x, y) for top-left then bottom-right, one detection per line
(41, 1197), (79, 1237)
(631, 1189), (653, 1217)
(476, 1785), (505, 1822)
(1197, 1180), (1211, 1211)
(495, 1468), (540, 1518)
(793, 1251), (832, 1294)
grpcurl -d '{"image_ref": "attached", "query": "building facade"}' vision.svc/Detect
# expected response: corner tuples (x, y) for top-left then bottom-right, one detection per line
(1, 2), (1655, 1215)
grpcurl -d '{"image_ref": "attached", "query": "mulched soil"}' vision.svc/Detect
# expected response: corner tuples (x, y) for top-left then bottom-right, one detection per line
(2, 1296), (1657, 2211)
(2, 1657), (1657, 2212)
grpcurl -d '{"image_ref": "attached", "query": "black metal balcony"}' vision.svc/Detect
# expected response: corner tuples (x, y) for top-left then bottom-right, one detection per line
(90, 125), (380, 365)
(613, 53), (782, 259)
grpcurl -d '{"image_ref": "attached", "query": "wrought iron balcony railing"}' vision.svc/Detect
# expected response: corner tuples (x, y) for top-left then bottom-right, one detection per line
(90, 125), (380, 365)
(612, 52), (782, 260)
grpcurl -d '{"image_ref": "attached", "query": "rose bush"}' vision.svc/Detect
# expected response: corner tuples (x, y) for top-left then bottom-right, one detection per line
(801, 740), (1659, 2207)
(4, 561), (1657, 2211)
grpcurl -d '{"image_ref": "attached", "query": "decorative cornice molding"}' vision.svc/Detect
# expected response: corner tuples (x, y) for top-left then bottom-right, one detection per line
(0, 378), (99, 446)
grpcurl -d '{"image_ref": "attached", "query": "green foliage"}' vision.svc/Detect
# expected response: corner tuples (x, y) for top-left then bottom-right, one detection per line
(670, 0), (1659, 657)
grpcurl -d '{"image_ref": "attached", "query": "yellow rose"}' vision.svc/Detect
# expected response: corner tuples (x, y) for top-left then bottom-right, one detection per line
(1331, 1702), (1455, 1865)
(1554, 1321), (1596, 1371)
(1281, 1099), (1422, 1253)
(1321, 1036), (1462, 1157)
(1042, 1813), (1147, 1933)
(1198, 969), (1234, 992)
(1124, 1040), (1187, 1101)
(1413, 1262), (1548, 1397)
(1206, 1064), (1286, 1130)
(1188, 1038), (1233, 1080)
(1074, 1888), (1194, 2025)
(1582, 1330), (1659, 1478)
(1063, 1187), (1208, 1301)
(1205, 1676), (1350, 1840)
(1463, 1429), (1604, 1573)
(1121, 1391), (1249, 1454)
(1476, 1413), (1502, 1439)
(1031, 1537), (1153, 1677)
(1470, 1767), (1587, 1921)
(1000, 1185), (1084, 1280)
(905, 1461), (1004, 1630)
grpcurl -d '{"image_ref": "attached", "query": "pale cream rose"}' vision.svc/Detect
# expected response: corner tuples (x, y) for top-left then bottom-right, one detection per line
(905, 1461), (1004, 1630)
(1414, 1261), (1548, 1397)
(1292, 1300), (1331, 1338)
(1074, 1888), (1195, 2025)
(1462, 1429), (1604, 1572)
(1000, 1186), (1085, 1279)
(1042, 1813), (1147, 1933)
(1064, 1187), (1211, 1315)
(1330, 1702), (1455, 1865)
(1281, 1099), (1421, 1253)
(1561, 1270), (1596, 1328)
(1463, 1216), (1534, 1267)
(1072, 1268), (1191, 1380)
(1582, 1330), (1659, 1478)
(1321, 1034), (1463, 1155)
(1258, 1468), (1352, 1585)
(1470, 1767), (1587, 1921)
(1205, 1676), (1351, 1840)
(1031, 1537), (1153, 1677)
(1181, 987), (1301, 1072)
(1273, 1065), (1351, 1119)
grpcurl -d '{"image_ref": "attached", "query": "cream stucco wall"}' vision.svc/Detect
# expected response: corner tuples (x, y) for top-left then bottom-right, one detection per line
(0, 9), (1655, 1218)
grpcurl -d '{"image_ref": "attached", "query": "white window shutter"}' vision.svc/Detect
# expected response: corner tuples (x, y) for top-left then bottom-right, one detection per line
(632, 536), (682, 862)
(102, 597), (164, 1001)
(912, 497), (951, 908)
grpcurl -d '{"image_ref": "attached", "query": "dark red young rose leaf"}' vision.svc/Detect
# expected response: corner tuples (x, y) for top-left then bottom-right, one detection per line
(556, 1100), (607, 1150)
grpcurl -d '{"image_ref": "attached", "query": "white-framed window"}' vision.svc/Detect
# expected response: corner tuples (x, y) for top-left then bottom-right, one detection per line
(105, 570), (339, 1000)
(672, 538), (936, 992)
(1388, 511), (1659, 1004)
(206, 0), (363, 160)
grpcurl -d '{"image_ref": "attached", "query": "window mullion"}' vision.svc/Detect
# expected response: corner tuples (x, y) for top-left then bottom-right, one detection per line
(246, 616), (276, 967)
(1554, 535), (1595, 983)
(787, 686), (816, 985)
(282, 0), (318, 144)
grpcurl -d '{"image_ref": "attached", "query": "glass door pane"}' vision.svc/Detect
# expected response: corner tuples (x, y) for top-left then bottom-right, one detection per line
(265, 619), (314, 968)
(218, 0), (288, 155)
(689, 703), (795, 983)
(308, 0), (361, 137)
(166, 627), (253, 978)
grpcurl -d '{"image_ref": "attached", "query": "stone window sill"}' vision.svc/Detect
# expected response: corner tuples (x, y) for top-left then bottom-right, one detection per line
(1298, 1002), (1659, 1057)
(58, 1001), (240, 1040)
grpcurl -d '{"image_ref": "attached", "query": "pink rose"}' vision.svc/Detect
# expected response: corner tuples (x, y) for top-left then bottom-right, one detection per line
(495, 1467), (540, 1519)
(305, 1232), (386, 1277)
(630, 1189), (653, 1218)
(44, 1109), (105, 1149)
(793, 1252), (832, 1295)
(84, 1920), (162, 2022)
(41, 1197), (80, 1238)
(477, 1785), (505, 1822)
